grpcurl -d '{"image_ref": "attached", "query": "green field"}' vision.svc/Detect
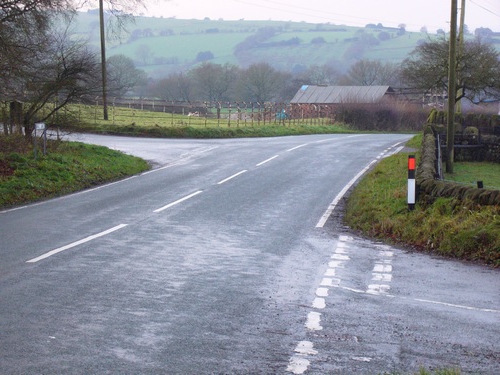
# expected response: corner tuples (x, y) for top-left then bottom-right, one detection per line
(68, 12), (489, 77)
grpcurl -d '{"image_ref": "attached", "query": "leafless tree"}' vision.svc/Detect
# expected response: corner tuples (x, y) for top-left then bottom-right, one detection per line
(401, 37), (500, 104)
(0, 0), (75, 98)
(19, 32), (101, 137)
(344, 59), (401, 86)
(106, 54), (147, 97)
(190, 63), (239, 102)
(240, 63), (286, 103)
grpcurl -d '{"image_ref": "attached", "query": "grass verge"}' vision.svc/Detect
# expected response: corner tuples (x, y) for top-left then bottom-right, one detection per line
(0, 135), (150, 208)
(444, 161), (500, 190)
(344, 135), (500, 267)
(63, 122), (355, 138)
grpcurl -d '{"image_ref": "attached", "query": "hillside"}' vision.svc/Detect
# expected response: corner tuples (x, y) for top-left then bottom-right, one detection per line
(69, 11), (500, 79)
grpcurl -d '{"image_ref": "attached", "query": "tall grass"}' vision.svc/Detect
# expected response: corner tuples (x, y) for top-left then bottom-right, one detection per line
(345, 136), (500, 266)
(0, 137), (150, 208)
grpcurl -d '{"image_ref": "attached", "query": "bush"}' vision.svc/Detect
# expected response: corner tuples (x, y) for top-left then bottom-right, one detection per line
(334, 102), (426, 132)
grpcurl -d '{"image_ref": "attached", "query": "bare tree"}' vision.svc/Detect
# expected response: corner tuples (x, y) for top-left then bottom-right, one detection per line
(344, 59), (401, 86)
(152, 73), (193, 102)
(305, 65), (340, 85)
(190, 63), (239, 102)
(20, 33), (101, 137)
(401, 37), (500, 105)
(0, 0), (75, 97)
(240, 63), (286, 102)
(106, 54), (147, 97)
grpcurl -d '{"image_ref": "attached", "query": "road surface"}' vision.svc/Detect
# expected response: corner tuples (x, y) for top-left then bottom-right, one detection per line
(1, 134), (498, 374)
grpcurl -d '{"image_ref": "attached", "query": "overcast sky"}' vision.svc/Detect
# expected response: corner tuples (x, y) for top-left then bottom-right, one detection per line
(143, 0), (499, 32)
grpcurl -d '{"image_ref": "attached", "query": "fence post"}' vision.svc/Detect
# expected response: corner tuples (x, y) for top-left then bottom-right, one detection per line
(408, 155), (416, 211)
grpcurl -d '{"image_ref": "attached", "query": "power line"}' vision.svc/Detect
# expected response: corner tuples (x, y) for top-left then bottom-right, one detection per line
(469, 0), (500, 18)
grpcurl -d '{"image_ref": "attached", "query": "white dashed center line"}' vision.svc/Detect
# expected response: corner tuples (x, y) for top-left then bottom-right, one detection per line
(26, 224), (128, 263)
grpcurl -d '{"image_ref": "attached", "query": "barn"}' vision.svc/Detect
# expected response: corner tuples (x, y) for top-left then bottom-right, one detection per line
(289, 85), (396, 118)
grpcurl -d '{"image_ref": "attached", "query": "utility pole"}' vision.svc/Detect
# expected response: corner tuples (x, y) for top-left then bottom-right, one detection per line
(456, 0), (466, 113)
(99, 0), (109, 121)
(446, 0), (458, 173)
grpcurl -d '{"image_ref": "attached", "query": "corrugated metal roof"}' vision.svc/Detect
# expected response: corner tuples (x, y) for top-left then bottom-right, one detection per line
(290, 85), (393, 104)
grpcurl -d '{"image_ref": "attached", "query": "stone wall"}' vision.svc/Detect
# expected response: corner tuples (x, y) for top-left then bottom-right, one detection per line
(416, 130), (500, 206)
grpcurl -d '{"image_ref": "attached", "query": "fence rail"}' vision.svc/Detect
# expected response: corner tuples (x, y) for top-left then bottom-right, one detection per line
(69, 97), (336, 127)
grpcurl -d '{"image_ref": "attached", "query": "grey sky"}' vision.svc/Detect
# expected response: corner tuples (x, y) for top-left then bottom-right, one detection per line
(144, 0), (499, 32)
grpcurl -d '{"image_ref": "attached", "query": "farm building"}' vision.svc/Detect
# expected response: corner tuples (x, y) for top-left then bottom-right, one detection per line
(289, 85), (396, 118)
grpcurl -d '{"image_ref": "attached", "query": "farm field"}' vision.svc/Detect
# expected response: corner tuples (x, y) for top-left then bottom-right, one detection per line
(68, 11), (489, 77)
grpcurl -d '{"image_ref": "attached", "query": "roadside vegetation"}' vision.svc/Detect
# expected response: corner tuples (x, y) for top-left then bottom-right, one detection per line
(0, 135), (150, 208)
(344, 134), (500, 267)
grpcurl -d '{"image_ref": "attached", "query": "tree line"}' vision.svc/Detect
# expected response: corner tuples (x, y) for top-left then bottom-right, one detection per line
(1, 1), (499, 139)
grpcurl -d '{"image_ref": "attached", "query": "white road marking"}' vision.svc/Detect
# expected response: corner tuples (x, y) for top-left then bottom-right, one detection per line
(320, 277), (340, 287)
(256, 155), (279, 166)
(305, 311), (323, 330)
(333, 286), (499, 313)
(367, 284), (391, 295)
(312, 297), (326, 309)
(324, 268), (336, 276)
(286, 144), (308, 152)
(287, 236), (353, 373)
(414, 299), (500, 313)
(328, 260), (345, 268)
(26, 224), (128, 263)
(153, 191), (203, 213)
(294, 341), (318, 356)
(316, 287), (329, 297)
(316, 159), (377, 227)
(315, 142), (406, 228)
(286, 356), (310, 374)
(352, 356), (372, 362)
(142, 146), (220, 175)
(372, 273), (392, 282)
(331, 253), (350, 260)
(373, 264), (392, 273)
(217, 170), (248, 185)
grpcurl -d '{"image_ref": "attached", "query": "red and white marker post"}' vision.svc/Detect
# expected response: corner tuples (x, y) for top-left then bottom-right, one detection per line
(407, 155), (416, 211)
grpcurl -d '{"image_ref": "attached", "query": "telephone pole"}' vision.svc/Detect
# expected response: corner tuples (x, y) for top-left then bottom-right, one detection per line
(99, 0), (109, 121)
(446, 0), (458, 173)
(456, 0), (466, 113)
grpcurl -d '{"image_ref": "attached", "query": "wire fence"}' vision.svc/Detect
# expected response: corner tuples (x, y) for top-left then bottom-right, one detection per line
(73, 97), (335, 127)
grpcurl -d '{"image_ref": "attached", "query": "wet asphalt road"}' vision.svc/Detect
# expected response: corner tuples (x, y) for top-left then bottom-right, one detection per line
(0, 134), (498, 374)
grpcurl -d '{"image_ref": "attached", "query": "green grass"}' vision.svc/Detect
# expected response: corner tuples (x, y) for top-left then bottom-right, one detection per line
(0, 135), (150, 208)
(69, 13), (454, 76)
(56, 104), (355, 138)
(345, 135), (500, 266)
(444, 162), (500, 190)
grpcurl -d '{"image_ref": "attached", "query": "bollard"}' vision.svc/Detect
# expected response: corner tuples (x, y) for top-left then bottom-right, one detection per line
(407, 155), (416, 211)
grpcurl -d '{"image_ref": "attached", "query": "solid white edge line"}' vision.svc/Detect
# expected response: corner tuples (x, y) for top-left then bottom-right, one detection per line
(217, 170), (248, 185)
(153, 190), (203, 213)
(316, 160), (377, 228)
(26, 224), (128, 263)
(256, 155), (279, 166)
